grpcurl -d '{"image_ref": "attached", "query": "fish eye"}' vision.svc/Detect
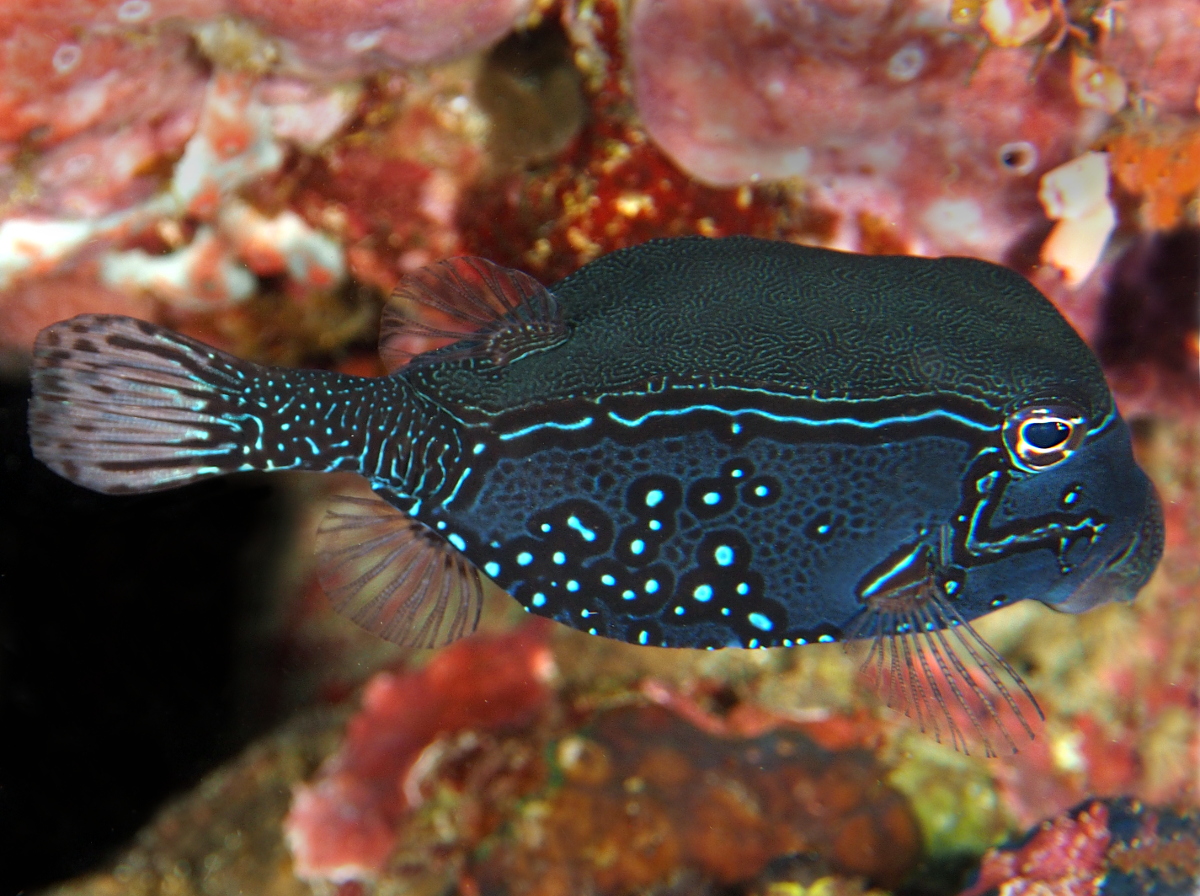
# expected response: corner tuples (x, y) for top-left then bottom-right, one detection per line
(1003, 402), (1086, 472)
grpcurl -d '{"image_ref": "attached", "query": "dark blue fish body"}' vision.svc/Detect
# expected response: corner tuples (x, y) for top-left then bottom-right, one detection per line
(421, 406), (1142, 649)
(30, 236), (1162, 752)
(394, 238), (1158, 647)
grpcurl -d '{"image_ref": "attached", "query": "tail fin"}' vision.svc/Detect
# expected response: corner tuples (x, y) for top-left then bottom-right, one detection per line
(30, 315), (265, 494)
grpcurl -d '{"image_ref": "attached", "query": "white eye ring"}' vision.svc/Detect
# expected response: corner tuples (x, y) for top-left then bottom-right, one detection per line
(1003, 403), (1086, 472)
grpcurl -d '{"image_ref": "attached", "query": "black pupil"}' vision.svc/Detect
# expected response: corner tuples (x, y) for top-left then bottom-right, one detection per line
(1024, 420), (1070, 450)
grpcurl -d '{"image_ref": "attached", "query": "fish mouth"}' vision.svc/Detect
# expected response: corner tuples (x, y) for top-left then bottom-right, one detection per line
(1053, 484), (1165, 614)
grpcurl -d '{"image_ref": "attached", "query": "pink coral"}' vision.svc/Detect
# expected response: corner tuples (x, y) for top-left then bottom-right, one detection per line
(285, 633), (923, 892)
(284, 621), (555, 882)
(1097, 0), (1200, 114)
(0, 3), (208, 218)
(960, 800), (1111, 895)
(629, 0), (1098, 259)
(0, 4), (207, 150)
(231, 0), (536, 76)
(0, 271), (151, 363)
(961, 799), (1200, 895)
(0, 0), (525, 354)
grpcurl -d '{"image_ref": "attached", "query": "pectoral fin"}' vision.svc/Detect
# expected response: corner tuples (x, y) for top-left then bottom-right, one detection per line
(315, 483), (484, 648)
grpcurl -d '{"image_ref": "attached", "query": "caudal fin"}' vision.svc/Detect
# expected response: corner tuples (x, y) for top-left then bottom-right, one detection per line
(30, 315), (265, 494)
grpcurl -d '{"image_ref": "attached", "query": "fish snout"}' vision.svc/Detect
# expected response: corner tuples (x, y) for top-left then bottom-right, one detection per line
(1052, 483), (1165, 614)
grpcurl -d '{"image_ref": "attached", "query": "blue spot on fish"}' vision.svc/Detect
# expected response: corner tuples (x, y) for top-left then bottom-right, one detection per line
(567, 515), (596, 541)
(748, 612), (773, 632)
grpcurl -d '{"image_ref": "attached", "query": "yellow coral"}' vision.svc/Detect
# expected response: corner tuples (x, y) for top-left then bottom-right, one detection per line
(1106, 126), (1200, 231)
(1070, 54), (1127, 115)
(980, 0), (1052, 47)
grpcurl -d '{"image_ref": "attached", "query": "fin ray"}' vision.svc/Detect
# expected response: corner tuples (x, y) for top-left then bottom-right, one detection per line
(379, 256), (567, 372)
(315, 486), (483, 649)
(30, 315), (264, 493)
(847, 585), (1043, 757)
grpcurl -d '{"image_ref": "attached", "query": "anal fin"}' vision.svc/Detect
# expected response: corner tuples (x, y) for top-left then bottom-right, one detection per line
(315, 481), (483, 648)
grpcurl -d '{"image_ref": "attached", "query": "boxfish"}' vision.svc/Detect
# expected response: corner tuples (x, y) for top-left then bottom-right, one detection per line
(30, 236), (1162, 755)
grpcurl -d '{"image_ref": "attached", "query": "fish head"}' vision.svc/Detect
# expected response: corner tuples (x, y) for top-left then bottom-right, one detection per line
(971, 396), (1163, 614)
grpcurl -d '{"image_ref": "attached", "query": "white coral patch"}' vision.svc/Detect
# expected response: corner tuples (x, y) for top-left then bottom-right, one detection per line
(887, 43), (927, 82)
(264, 81), (362, 151)
(218, 199), (345, 288)
(1038, 151), (1110, 220)
(1070, 55), (1127, 115)
(1041, 203), (1116, 287)
(116, 0), (152, 23)
(1039, 151), (1115, 285)
(2, 66), (356, 308)
(0, 219), (96, 290)
(52, 44), (83, 74)
(171, 75), (285, 214)
(345, 30), (384, 53)
(100, 227), (255, 307)
(980, 0), (1052, 47)
(921, 198), (987, 246)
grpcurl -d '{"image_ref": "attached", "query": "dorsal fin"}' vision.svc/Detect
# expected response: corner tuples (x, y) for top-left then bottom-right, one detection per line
(379, 256), (568, 373)
(315, 481), (484, 648)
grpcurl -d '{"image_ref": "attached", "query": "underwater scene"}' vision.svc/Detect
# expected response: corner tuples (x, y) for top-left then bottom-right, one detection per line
(1, 0), (1198, 894)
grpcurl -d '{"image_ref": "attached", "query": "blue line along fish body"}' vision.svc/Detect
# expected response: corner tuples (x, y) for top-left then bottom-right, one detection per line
(29, 236), (1163, 754)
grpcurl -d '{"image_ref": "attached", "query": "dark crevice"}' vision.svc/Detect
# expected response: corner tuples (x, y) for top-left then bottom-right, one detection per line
(0, 377), (286, 893)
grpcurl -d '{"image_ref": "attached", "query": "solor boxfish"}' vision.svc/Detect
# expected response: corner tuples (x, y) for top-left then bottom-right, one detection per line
(29, 236), (1163, 756)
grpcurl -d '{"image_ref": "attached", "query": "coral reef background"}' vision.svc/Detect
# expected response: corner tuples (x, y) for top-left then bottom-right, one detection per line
(1, 0), (1198, 894)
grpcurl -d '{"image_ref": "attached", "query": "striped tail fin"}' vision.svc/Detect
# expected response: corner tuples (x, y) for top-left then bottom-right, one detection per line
(31, 314), (490, 650)
(30, 315), (271, 494)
